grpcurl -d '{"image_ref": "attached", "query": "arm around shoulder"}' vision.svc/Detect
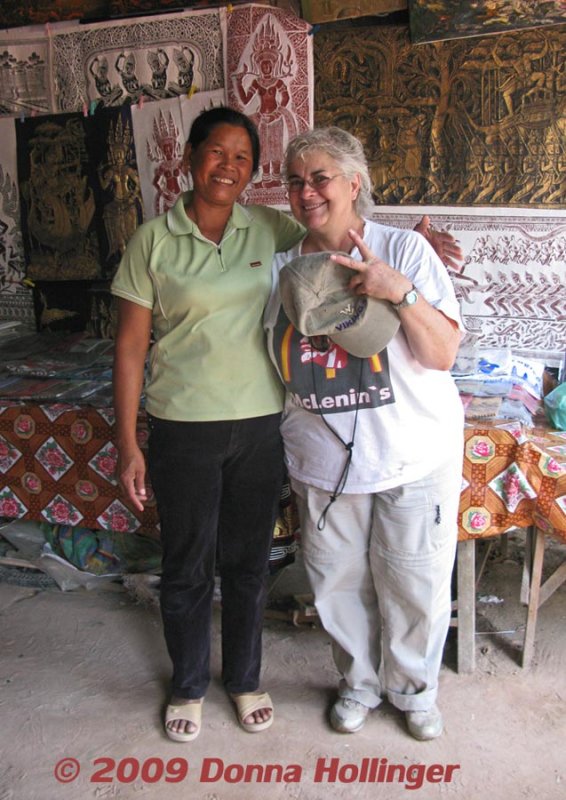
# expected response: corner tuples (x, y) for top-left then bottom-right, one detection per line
(270, 206), (305, 252)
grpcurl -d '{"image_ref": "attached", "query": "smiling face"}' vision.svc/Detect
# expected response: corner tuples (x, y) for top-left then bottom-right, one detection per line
(286, 150), (361, 240)
(183, 123), (254, 209)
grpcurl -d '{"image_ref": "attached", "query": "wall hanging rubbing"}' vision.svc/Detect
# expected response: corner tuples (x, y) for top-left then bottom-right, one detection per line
(0, 2), (245, 28)
(0, 8), (225, 117)
(0, 118), (35, 327)
(0, 1), (111, 28)
(0, 28), (52, 115)
(131, 89), (225, 222)
(50, 9), (224, 112)
(314, 23), (565, 207)
(16, 106), (142, 283)
(16, 113), (103, 282)
(371, 207), (565, 361)
(408, 0), (566, 45)
(227, 4), (314, 207)
(87, 106), (143, 274)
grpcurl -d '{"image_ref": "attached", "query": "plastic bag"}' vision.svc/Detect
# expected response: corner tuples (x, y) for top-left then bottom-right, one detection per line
(544, 383), (566, 431)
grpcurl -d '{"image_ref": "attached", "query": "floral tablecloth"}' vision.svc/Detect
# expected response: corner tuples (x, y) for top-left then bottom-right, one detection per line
(0, 401), (298, 571)
(459, 420), (566, 543)
(1, 403), (564, 549)
(0, 401), (158, 536)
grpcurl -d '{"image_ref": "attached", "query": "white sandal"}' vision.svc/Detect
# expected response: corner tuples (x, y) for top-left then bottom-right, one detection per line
(164, 698), (203, 742)
(230, 691), (274, 733)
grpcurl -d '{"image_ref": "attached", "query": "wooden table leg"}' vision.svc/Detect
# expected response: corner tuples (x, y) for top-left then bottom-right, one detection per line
(457, 539), (476, 673)
(522, 528), (545, 668)
(520, 527), (534, 606)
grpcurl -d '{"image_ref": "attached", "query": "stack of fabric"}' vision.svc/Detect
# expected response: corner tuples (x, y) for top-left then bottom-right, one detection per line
(452, 348), (547, 426)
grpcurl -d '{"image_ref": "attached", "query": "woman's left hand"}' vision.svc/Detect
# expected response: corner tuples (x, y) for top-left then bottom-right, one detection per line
(330, 228), (412, 305)
(414, 215), (464, 272)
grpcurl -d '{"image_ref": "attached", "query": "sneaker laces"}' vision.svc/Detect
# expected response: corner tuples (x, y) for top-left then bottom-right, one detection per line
(341, 699), (365, 710)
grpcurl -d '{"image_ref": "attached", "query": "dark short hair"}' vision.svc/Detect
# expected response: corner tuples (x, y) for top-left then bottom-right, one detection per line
(187, 106), (260, 173)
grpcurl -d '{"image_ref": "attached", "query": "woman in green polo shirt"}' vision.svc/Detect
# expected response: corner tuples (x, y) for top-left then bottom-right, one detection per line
(112, 107), (304, 742)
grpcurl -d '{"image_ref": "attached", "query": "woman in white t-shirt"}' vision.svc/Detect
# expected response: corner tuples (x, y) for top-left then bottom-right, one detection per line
(264, 127), (465, 741)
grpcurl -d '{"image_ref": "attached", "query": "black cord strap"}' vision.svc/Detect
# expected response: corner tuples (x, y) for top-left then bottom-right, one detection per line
(309, 347), (364, 530)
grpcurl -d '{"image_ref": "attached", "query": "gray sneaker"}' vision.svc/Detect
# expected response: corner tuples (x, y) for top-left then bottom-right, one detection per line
(330, 698), (370, 733)
(405, 704), (443, 740)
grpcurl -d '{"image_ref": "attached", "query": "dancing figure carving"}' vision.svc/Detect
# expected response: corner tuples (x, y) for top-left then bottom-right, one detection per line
(147, 111), (188, 215)
(98, 116), (142, 261)
(233, 16), (297, 187)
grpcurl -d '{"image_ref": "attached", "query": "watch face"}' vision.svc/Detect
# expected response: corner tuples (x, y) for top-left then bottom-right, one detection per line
(393, 286), (418, 310)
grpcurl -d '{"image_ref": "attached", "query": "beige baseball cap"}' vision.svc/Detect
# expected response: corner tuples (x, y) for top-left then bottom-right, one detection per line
(279, 251), (400, 358)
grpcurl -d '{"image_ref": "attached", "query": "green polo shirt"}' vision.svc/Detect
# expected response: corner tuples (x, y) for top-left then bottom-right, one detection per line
(111, 192), (304, 421)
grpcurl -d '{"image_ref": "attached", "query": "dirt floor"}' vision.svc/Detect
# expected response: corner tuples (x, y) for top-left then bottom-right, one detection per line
(1, 531), (565, 800)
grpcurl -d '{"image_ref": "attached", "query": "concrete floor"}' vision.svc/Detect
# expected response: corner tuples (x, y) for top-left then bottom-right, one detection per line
(1, 534), (565, 800)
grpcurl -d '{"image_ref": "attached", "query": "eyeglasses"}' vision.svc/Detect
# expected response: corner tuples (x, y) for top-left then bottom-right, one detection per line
(285, 174), (344, 193)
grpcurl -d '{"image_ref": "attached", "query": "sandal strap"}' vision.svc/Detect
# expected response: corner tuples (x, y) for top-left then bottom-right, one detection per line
(165, 699), (203, 726)
(231, 691), (273, 720)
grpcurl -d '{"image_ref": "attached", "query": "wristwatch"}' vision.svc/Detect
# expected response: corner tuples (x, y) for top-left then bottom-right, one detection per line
(392, 284), (418, 311)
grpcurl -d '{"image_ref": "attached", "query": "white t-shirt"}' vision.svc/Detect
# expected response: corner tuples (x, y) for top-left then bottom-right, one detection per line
(264, 220), (465, 494)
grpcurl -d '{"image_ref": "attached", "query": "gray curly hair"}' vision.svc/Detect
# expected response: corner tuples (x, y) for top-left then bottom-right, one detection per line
(285, 127), (374, 217)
